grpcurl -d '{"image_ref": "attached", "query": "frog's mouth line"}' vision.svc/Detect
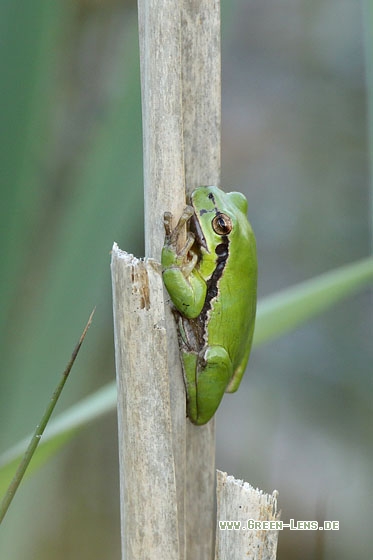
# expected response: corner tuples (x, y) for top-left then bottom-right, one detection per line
(190, 211), (208, 251)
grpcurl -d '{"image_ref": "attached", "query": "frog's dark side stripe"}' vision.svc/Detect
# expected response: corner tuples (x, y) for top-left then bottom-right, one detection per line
(181, 232), (229, 354)
(182, 201), (230, 352)
(199, 235), (229, 330)
(199, 198), (230, 327)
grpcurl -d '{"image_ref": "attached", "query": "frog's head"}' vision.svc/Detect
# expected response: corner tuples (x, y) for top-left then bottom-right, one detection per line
(189, 186), (251, 278)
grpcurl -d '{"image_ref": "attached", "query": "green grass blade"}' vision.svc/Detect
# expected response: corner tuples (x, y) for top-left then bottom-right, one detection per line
(254, 256), (373, 346)
(0, 382), (116, 497)
(1, 257), (371, 489)
(0, 310), (94, 522)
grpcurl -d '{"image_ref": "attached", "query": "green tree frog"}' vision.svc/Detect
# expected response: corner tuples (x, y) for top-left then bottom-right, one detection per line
(161, 186), (257, 425)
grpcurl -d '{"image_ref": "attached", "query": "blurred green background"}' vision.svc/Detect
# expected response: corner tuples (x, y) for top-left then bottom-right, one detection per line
(0, 0), (371, 558)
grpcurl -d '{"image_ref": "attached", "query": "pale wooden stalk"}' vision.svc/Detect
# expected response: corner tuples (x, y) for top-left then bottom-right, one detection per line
(137, 1), (187, 556)
(180, 3), (221, 559)
(215, 471), (280, 560)
(138, 1), (220, 559)
(111, 249), (180, 559)
(112, 0), (279, 559)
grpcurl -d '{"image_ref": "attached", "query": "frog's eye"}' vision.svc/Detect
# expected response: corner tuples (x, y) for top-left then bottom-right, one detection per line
(212, 213), (232, 236)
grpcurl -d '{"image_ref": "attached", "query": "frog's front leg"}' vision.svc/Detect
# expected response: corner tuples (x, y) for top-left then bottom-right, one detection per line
(182, 346), (233, 425)
(162, 208), (207, 319)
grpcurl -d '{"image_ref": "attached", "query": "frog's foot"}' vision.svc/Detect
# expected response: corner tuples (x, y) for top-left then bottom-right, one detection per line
(183, 346), (233, 426)
(163, 207), (196, 268)
(163, 206), (194, 241)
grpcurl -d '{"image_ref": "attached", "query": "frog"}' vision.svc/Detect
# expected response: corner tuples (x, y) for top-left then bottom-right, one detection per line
(161, 185), (257, 425)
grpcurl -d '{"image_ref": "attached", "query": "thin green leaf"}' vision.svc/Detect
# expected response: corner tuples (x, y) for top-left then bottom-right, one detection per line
(254, 256), (373, 346)
(0, 383), (116, 497)
(1, 257), (371, 489)
(0, 310), (94, 523)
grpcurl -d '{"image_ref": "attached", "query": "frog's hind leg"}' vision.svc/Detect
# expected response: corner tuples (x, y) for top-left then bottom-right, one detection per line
(183, 346), (233, 426)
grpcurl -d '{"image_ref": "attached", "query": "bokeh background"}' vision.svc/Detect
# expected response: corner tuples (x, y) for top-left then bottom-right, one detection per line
(0, 1), (371, 558)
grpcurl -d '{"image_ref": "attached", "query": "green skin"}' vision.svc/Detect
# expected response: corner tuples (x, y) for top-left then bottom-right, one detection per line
(161, 186), (257, 425)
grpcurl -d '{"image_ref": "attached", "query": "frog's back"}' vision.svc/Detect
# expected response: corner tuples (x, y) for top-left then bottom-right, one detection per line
(206, 221), (257, 372)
